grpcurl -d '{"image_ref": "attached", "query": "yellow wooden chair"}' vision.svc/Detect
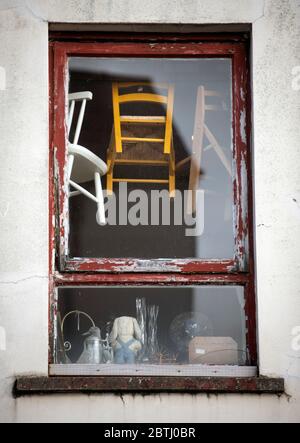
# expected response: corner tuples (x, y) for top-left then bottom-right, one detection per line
(106, 82), (176, 197)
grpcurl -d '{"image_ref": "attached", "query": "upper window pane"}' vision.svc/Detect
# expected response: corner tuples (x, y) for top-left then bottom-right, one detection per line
(67, 57), (234, 260)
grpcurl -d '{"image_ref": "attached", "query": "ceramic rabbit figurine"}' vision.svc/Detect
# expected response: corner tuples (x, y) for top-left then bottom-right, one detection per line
(110, 317), (142, 364)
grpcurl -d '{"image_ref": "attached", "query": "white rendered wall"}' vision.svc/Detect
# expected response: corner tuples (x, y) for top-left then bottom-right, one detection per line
(0, 0), (299, 423)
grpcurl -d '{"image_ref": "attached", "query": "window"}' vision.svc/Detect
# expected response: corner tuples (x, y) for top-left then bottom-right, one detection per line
(49, 34), (256, 379)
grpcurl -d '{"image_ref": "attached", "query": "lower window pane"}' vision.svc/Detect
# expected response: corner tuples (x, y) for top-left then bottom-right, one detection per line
(53, 286), (251, 375)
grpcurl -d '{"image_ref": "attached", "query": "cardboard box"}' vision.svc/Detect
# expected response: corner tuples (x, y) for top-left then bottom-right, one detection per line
(189, 337), (239, 365)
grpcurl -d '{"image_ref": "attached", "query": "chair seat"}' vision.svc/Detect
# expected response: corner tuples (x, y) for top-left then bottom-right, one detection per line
(69, 144), (108, 183)
(115, 143), (168, 162)
(116, 123), (167, 161)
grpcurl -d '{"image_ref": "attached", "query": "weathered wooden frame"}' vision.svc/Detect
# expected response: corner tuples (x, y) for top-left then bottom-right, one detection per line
(49, 34), (257, 381)
(50, 38), (251, 274)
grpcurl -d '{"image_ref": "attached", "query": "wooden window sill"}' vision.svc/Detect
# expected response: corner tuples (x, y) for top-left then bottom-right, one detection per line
(14, 376), (284, 396)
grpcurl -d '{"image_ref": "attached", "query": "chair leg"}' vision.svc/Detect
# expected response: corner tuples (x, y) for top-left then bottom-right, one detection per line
(106, 151), (114, 196)
(106, 127), (115, 196)
(187, 86), (205, 215)
(67, 154), (75, 180)
(95, 172), (106, 226)
(169, 136), (176, 198)
(67, 154), (75, 198)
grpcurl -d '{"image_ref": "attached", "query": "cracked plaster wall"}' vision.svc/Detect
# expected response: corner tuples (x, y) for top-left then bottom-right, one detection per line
(0, 0), (300, 423)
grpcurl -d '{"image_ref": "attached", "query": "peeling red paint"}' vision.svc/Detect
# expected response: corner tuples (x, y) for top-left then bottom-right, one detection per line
(53, 272), (249, 286)
(52, 40), (251, 275)
(64, 258), (237, 274)
(49, 35), (257, 371)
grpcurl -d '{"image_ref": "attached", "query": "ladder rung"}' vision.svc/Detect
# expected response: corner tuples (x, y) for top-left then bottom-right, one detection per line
(120, 116), (166, 124)
(121, 137), (164, 143)
(205, 105), (224, 111)
(205, 90), (222, 97)
(117, 82), (170, 89)
(115, 159), (169, 165)
(113, 178), (169, 184)
(175, 156), (192, 170)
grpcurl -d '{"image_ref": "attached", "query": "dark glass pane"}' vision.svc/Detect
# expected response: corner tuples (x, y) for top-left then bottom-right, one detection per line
(54, 286), (248, 373)
(67, 57), (234, 260)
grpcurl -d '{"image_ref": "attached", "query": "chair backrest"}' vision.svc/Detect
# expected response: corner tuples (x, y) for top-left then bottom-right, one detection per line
(112, 82), (174, 154)
(203, 88), (225, 111)
(68, 91), (93, 145)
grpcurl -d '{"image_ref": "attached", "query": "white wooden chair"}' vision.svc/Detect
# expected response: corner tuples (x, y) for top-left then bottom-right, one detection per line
(176, 86), (232, 214)
(68, 91), (108, 226)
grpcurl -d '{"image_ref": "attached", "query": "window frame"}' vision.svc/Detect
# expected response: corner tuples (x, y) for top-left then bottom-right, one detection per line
(49, 33), (257, 373)
(50, 38), (251, 274)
